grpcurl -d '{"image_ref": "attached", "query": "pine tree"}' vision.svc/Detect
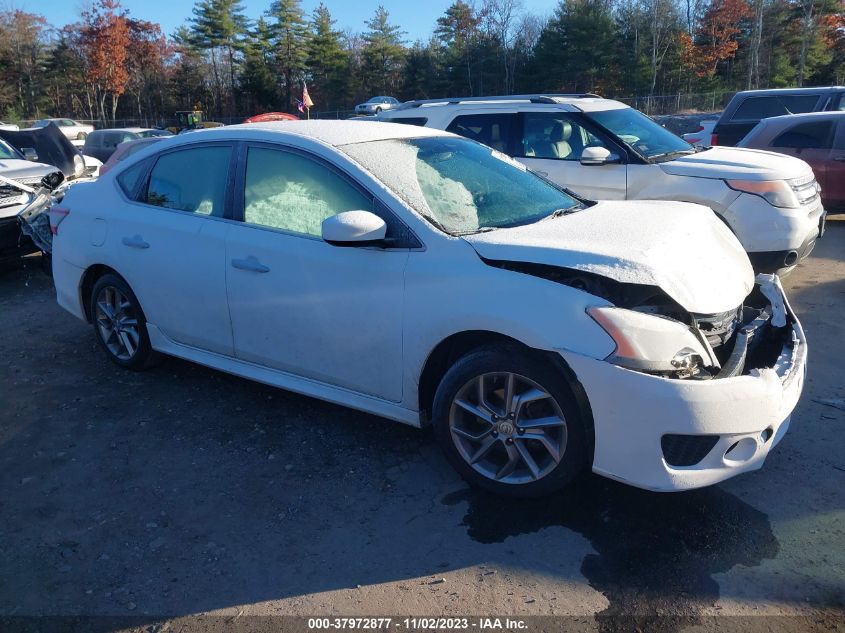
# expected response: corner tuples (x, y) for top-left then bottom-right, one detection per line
(361, 6), (405, 96)
(306, 4), (350, 110)
(266, 0), (309, 112)
(240, 17), (279, 112)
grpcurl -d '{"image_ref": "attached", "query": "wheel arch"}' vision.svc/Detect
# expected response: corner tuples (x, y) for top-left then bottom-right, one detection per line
(417, 329), (595, 460)
(79, 264), (124, 322)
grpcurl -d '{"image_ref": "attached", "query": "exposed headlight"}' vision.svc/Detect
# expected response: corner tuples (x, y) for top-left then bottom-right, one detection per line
(587, 306), (711, 375)
(726, 179), (798, 208)
(73, 154), (84, 177)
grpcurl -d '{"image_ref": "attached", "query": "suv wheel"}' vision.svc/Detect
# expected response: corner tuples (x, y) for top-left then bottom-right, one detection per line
(90, 274), (159, 370)
(432, 344), (589, 497)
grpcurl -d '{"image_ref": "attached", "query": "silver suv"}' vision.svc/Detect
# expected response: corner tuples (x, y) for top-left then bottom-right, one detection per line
(378, 94), (825, 274)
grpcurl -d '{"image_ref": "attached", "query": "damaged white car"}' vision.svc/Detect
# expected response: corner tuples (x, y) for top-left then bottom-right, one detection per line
(48, 121), (806, 495)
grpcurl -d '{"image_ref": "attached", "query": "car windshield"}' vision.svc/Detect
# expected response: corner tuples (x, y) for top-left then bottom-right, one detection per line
(0, 139), (21, 159)
(587, 107), (694, 161)
(32, 120), (50, 128)
(342, 136), (584, 235)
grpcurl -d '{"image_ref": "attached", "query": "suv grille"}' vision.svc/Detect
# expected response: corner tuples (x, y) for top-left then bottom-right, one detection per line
(0, 176), (47, 208)
(789, 174), (821, 207)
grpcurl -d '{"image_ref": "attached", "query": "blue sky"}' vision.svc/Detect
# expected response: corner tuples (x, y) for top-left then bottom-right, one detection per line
(19, 0), (556, 41)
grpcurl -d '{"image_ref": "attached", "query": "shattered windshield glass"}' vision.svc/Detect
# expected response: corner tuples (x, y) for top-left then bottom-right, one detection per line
(341, 136), (583, 235)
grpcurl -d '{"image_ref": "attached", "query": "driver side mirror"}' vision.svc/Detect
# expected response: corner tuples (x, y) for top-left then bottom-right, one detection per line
(580, 146), (620, 166)
(21, 147), (38, 161)
(322, 211), (387, 247)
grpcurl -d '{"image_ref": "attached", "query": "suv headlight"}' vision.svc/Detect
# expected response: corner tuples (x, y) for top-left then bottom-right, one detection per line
(72, 153), (84, 177)
(726, 179), (798, 208)
(587, 306), (711, 375)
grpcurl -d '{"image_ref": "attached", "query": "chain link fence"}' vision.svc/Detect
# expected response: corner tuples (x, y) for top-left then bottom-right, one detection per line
(15, 91), (735, 131)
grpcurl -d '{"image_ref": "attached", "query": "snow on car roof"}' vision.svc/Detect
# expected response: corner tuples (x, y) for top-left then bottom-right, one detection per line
(199, 119), (451, 147)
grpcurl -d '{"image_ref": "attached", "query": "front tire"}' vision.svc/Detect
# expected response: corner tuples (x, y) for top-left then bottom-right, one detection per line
(90, 274), (158, 370)
(432, 344), (589, 498)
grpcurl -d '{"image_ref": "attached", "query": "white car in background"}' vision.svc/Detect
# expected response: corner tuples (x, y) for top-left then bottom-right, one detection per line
(355, 96), (401, 115)
(379, 95), (825, 274)
(32, 118), (95, 140)
(0, 121), (19, 131)
(682, 119), (718, 147)
(49, 121), (805, 496)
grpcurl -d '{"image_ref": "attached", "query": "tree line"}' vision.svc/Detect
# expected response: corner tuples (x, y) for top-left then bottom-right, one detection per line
(0, 0), (842, 125)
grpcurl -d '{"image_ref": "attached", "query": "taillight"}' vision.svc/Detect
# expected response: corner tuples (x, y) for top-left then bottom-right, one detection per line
(710, 133), (718, 146)
(48, 205), (70, 235)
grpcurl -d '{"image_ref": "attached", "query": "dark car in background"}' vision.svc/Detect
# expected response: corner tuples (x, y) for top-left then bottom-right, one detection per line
(739, 111), (845, 213)
(83, 128), (173, 162)
(99, 137), (166, 176)
(712, 87), (845, 147)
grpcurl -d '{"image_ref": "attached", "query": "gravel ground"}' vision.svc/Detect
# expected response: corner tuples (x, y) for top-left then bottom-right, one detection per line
(1, 219), (843, 632)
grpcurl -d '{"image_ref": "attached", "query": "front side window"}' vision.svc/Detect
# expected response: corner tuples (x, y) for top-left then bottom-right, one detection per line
(341, 136), (583, 235)
(243, 147), (372, 237)
(145, 146), (231, 216)
(446, 114), (516, 153)
(772, 121), (833, 149)
(520, 113), (608, 160)
(586, 107), (692, 161)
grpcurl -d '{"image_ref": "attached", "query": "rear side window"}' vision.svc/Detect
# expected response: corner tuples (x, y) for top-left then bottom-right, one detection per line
(391, 117), (428, 126)
(145, 146), (231, 216)
(730, 95), (820, 122)
(446, 114), (516, 152)
(772, 121), (834, 149)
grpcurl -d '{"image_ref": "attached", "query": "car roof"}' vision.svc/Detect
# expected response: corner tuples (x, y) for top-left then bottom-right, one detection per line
(732, 86), (845, 97)
(173, 120), (452, 147)
(390, 95), (628, 113)
(757, 110), (845, 127)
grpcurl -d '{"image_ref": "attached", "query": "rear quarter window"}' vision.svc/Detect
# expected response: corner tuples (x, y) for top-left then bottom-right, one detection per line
(730, 95), (821, 122)
(117, 160), (150, 199)
(772, 121), (834, 149)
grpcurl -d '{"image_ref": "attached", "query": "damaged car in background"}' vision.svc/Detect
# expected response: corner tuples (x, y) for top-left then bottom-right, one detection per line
(0, 123), (99, 262)
(49, 121), (806, 496)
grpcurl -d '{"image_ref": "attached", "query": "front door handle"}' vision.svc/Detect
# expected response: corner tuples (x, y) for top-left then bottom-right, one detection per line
(231, 256), (270, 273)
(122, 235), (149, 249)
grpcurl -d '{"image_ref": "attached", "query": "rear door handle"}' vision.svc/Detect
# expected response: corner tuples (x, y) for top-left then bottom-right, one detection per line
(122, 235), (149, 249)
(231, 256), (270, 273)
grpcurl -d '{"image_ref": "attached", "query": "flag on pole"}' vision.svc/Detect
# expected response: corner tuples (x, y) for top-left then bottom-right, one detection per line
(302, 83), (314, 109)
(296, 99), (305, 114)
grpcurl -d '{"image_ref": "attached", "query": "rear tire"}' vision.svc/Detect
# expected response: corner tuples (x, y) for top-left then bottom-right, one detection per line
(432, 344), (589, 498)
(90, 273), (159, 370)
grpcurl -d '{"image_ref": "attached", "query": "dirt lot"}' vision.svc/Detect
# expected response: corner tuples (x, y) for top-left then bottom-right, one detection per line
(1, 220), (844, 632)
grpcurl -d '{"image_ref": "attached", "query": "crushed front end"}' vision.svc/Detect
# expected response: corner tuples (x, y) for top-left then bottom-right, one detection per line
(560, 274), (806, 491)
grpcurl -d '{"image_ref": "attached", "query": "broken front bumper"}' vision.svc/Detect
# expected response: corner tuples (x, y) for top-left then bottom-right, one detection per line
(560, 276), (806, 492)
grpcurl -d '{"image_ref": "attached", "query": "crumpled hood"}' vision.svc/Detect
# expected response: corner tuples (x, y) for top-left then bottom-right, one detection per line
(0, 158), (58, 181)
(463, 200), (754, 314)
(660, 146), (813, 181)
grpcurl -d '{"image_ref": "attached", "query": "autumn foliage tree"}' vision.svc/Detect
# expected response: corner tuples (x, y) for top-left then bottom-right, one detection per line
(681, 0), (754, 77)
(82, 0), (131, 123)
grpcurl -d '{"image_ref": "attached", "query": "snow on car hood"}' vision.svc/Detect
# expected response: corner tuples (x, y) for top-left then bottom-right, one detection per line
(660, 146), (813, 181)
(463, 200), (754, 314)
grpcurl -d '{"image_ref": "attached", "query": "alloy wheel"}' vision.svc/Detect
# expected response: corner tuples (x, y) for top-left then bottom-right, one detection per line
(94, 285), (140, 361)
(448, 372), (568, 485)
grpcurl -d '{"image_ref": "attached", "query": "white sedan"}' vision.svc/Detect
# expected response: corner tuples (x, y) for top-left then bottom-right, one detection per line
(32, 118), (95, 140)
(50, 121), (806, 496)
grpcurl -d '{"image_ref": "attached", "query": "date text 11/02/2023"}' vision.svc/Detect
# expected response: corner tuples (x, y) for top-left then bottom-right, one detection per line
(307, 618), (528, 630)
